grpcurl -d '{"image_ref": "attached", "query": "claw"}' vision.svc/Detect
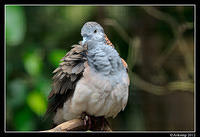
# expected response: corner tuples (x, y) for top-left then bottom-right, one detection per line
(81, 112), (105, 131)
(84, 115), (88, 127)
(81, 112), (88, 129)
(81, 112), (94, 130)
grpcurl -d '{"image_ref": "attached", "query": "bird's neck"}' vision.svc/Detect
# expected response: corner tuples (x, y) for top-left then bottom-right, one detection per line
(86, 42), (125, 76)
(85, 34), (113, 50)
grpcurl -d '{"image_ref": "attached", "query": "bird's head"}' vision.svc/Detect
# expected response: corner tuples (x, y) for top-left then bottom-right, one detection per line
(81, 22), (105, 46)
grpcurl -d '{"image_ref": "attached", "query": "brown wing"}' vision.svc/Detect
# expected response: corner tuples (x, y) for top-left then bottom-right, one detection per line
(121, 58), (129, 72)
(45, 44), (87, 116)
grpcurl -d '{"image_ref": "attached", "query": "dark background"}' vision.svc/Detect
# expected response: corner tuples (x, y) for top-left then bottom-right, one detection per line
(6, 5), (194, 131)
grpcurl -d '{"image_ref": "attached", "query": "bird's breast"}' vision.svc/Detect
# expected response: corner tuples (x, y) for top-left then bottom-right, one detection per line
(69, 61), (129, 118)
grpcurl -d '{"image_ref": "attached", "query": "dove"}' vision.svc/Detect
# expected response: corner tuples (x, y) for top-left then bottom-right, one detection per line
(45, 21), (130, 130)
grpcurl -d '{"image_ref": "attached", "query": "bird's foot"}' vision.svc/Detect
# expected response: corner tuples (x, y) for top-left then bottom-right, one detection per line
(81, 112), (106, 131)
(81, 112), (92, 130)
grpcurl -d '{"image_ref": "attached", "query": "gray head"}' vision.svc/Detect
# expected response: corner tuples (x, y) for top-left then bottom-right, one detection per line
(81, 22), (105, 46)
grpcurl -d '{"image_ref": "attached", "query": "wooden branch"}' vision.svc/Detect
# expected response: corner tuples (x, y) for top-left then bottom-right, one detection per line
(42, 118), (112, 132)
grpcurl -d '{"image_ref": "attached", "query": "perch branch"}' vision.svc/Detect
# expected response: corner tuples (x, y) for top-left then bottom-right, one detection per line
(41, 118), (112, 132)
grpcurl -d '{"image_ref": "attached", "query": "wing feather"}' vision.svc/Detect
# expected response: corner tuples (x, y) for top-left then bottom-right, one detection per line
(45, 44), (87, 116)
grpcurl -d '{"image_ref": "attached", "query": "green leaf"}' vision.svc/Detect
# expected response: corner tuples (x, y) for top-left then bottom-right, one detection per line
(36, 76), (51, 98)
(8, 79), (27, 108)
(23, 50), (43, 76)
(48, 49), (66, 67)
(27, 91), (47, 116)
(6, 6), (26, 46)
(14, 107), (35, 131)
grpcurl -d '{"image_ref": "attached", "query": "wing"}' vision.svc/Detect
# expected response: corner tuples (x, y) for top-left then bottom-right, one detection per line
(45, 44), (87, 116)
(121, 58), (129, 72)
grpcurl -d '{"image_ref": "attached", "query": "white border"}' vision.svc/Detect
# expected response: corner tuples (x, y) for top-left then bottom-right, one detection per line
(4, 4), (196, 133)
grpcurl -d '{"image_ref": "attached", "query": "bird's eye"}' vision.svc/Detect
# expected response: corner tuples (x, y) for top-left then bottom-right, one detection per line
(94, 30), (97, 33)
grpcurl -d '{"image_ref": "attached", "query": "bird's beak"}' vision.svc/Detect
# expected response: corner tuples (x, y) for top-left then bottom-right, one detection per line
(81, 37), (87, 46)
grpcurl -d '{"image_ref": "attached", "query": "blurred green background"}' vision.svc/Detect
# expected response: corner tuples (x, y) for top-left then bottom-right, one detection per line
(6, 5), (194, 131)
